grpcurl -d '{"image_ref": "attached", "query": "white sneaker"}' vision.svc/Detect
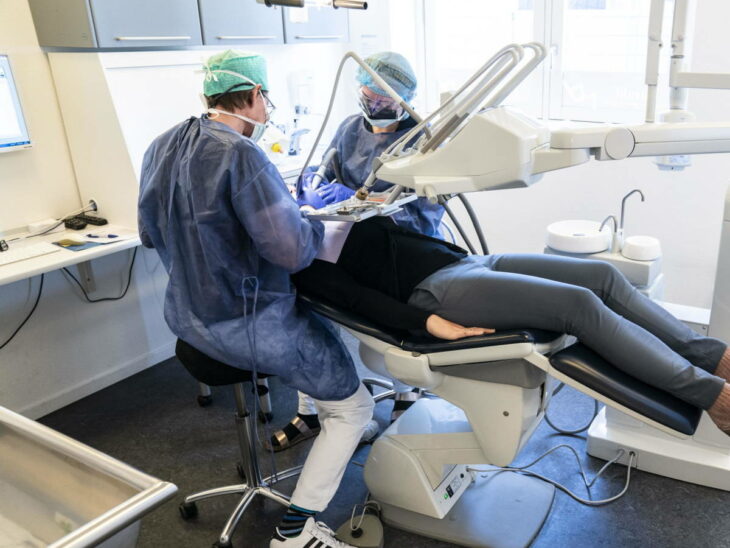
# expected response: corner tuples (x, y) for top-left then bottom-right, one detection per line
(270, 517), (355, 547)
(359, 419), (380, 444)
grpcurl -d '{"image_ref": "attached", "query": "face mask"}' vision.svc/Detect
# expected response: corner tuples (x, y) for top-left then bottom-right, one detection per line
(207, 108), (267, 143)
(365, 115), (403, 128)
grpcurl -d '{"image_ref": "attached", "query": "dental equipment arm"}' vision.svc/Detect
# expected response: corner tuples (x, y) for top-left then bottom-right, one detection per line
(373, 111), (730, 198)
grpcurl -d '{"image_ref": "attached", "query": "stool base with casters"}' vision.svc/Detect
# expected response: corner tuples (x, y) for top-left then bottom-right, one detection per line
(176, 340), (302, 548)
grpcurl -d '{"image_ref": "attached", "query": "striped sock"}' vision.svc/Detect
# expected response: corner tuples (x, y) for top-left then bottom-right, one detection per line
(277, 504), (316, 538)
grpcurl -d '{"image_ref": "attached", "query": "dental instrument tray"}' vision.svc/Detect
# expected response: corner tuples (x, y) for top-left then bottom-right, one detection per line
(305, 193), (418, 222)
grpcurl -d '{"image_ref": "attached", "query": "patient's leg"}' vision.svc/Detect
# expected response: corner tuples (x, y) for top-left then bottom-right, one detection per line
(409, 258), (725, 411)
(490, 254), (727, 376)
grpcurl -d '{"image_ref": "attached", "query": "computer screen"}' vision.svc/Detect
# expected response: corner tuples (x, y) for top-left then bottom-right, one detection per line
(0, 55), (31, 152)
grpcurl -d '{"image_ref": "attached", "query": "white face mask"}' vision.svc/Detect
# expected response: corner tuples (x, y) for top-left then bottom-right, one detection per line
(207, 108), (267, 143)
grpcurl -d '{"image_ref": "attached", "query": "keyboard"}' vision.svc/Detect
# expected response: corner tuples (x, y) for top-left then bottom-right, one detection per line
(0, 241), (61, 267)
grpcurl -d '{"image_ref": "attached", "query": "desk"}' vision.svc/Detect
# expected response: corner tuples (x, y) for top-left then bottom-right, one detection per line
(0, 225), (139, 288)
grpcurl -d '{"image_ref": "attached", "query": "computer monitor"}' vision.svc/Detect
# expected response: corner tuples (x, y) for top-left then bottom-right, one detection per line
(0, 54), (31, 152)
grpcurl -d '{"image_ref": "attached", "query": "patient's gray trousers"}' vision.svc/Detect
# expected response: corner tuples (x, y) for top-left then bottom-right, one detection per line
(408, 254), (727, 410)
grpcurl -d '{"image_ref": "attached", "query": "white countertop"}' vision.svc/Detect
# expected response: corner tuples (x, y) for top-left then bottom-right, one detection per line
(0, 225), (140, 287)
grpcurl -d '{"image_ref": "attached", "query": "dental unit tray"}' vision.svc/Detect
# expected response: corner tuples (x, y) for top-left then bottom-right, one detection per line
(305, 194), (418, 222)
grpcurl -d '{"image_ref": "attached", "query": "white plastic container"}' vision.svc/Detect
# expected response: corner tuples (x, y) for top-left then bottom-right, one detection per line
(621, 235), (662, 261)
(546, 220), (612, 254)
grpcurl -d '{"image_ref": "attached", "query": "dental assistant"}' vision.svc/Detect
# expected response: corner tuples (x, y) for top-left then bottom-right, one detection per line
(138, 50), (371, 548)
(303, 51), (445, 238)
(273, 52), (441, 453)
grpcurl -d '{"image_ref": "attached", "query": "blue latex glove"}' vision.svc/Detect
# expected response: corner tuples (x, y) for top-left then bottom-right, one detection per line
(297, 187), (326, 209)
(295, 171), (327, 210)
(316, 182), (355, 205)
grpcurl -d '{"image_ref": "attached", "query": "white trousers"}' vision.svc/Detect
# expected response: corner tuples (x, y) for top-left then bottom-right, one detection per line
(289, 383), (375, 511)
(297, 378), (411, 415)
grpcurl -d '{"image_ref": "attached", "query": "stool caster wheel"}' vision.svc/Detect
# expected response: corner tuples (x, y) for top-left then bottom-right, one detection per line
(236, 462), (246, 480)
(179, 501), (198, 520)
(258, 411), (273, 423)
(197, 395), (213, 407)
(213, 541), (232, 548)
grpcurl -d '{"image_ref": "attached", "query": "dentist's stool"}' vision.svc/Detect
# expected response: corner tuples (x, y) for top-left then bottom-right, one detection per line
(175, 339), (301, 548)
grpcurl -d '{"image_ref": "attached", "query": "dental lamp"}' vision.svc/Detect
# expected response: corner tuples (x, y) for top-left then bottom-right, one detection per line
(257, 0), (367, 10)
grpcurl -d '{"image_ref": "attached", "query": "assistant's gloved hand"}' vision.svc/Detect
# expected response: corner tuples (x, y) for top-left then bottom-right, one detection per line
(297, 187), (326, 210)
(316, 182), (356, 205)
(296, 171), (326, 210)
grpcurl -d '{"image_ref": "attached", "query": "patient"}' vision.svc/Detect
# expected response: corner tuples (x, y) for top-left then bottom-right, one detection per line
(293, 216), (730, 434)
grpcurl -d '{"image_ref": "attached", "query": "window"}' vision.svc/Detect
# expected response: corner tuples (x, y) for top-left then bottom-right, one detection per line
(421, 0), (542, 117)
(397, 0), (671, 124)
(550, 0), (655, 122)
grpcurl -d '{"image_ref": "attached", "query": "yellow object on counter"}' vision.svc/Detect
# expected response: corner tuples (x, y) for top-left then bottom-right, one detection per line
(271, 143), (283, 153)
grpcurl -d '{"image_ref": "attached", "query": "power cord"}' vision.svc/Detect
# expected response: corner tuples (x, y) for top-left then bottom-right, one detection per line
(61, 248), (137, 303)
(468, 444), (636, 506)
(545, 382), (600, 435)
(8, 203), (98, 243)
(0, 274), (45, 351)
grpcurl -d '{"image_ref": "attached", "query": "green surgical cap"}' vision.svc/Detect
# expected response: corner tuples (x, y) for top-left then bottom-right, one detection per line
(203, 50), (269, 97)
(356, 51), (417, 102)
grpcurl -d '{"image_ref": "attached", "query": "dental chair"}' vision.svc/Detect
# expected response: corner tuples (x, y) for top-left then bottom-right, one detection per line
(299, 294), (706, 548)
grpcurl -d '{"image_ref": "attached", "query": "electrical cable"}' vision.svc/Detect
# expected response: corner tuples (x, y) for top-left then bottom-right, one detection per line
(0, 274), (44, 351)
(61, 248), (137, 303)
(9, 203), (97, 243)
(467, 445), (636, 506)
(544, 381), (600, 435)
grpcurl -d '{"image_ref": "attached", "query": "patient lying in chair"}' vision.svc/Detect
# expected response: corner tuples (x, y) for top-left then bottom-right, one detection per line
(293, 215), (730, 435)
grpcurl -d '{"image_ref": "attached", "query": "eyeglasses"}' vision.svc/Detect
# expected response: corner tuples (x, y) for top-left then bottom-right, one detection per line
(261, 91), (276, 117)
(358, 92), (403, 120)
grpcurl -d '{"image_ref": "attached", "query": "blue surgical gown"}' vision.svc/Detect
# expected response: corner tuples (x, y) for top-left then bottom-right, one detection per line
(138, 116), (360, 401)
(324, 114), (445, 238)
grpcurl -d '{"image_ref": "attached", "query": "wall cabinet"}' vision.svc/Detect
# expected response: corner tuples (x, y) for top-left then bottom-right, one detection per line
(90, 0), (203, 48)
(283, 6), (349, 44)
(29, 0), (350, 49)
(28, 0), (203, 48)
(198, 0), (285, 45)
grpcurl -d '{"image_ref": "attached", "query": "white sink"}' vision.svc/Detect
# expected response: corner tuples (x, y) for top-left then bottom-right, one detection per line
(546, 220), (611, 254)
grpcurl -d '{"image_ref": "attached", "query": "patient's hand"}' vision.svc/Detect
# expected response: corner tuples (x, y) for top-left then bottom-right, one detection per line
(426, 314), (495, 340)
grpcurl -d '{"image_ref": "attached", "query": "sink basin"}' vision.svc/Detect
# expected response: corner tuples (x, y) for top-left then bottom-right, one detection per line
(546, 220), (611, 254)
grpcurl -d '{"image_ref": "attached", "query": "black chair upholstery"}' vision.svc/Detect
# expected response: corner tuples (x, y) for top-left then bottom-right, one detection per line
(175, 339), (268, 386)
(298, 293), (561, 353)
(550, 343), (702, 435)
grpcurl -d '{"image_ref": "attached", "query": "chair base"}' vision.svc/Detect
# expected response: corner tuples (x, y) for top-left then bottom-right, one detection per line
(181, 466), (303, 546)
(378, 471), (554, 548)
(588, 407), (730, 491)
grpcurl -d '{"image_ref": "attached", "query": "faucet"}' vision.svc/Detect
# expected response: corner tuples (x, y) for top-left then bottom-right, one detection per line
(620, 189), (645, 231)
(617, 188), (645, 251)
(599, 214), (619, 253)
(289, 128), (310, 156)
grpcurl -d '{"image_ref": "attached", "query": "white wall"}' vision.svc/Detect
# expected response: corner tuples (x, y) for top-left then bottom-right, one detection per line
(0, 0), (80, 233)
(0, 1), (177, 418)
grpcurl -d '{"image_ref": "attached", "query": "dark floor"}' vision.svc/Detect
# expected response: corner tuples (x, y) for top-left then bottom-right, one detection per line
(40, 330), (730, 548)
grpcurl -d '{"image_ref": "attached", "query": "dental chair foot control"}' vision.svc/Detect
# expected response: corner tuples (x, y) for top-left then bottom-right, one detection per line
(335, 514), (384, 548)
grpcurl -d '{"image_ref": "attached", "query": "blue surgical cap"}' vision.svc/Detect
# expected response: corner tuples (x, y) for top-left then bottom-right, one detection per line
(356, 51), (417, 102)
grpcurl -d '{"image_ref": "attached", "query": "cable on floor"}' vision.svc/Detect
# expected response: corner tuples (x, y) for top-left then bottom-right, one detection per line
(0, 274), (44, 351)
